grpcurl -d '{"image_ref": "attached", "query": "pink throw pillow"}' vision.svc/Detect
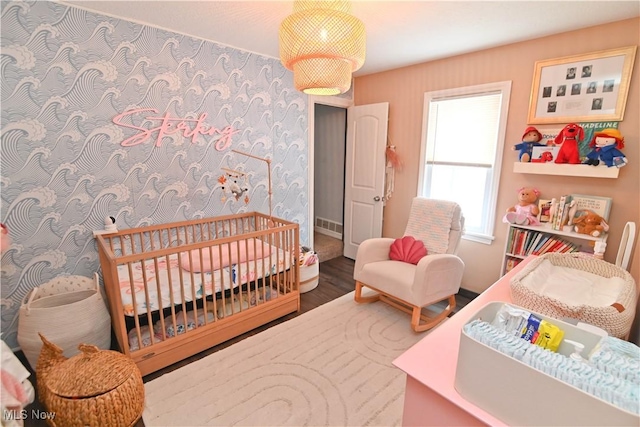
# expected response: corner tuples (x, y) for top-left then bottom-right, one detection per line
(180, 239), (274, 273)
(389, 236), (428, 265)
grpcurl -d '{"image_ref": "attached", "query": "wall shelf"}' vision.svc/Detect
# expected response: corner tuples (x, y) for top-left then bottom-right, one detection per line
(513, 162), (619, 178)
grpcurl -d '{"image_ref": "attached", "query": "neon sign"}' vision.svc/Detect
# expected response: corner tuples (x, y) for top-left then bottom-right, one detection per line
(113, 108), (239, 151)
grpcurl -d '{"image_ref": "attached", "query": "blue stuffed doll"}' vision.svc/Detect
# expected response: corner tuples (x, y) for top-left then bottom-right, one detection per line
(584, 128), (627, 167)
(513, 126), (545, 162)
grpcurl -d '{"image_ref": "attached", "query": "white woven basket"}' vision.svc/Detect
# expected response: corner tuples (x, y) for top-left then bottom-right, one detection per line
(510, 253), (637, 338)
(17, 274), (111, 370)
(300, 263), (319, 293)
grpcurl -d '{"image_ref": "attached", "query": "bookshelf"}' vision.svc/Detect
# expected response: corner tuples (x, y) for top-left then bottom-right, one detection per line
(501, 222), (608, 276)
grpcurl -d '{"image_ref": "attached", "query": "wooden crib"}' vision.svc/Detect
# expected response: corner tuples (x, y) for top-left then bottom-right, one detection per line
(95, 212), (300, 376)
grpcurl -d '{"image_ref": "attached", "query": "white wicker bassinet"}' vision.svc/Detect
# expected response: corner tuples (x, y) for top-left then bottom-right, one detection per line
(510, 253), (637, 338)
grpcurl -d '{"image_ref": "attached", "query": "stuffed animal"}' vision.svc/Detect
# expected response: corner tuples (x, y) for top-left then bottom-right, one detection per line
(584, 128), (627, 168)
(573, 210), (609, 237)
(554, 123), (584, 164)
(513, 126), (545, 162)
(503, 187), (541, 225)
(565, 200), (578, 226)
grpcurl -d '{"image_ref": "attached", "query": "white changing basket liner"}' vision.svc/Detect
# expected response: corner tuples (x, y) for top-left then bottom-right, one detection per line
(510, 253), (637, 338)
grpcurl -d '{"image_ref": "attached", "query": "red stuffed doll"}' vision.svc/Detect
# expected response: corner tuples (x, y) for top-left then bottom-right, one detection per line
(554, 123), (584, 164)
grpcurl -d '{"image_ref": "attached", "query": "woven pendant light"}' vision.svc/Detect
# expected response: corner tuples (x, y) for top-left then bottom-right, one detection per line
(279, 0), (365, 95)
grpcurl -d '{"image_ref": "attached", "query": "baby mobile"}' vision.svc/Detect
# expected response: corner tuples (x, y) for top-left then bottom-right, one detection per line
(218, 167), (250, 204)
(218, 150), (275, 226)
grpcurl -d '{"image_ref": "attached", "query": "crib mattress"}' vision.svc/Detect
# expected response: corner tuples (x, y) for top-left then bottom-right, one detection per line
(117, 249), (290, 316)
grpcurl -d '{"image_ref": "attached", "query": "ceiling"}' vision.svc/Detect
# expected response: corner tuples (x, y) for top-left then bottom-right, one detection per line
(62, 1), (640, 76)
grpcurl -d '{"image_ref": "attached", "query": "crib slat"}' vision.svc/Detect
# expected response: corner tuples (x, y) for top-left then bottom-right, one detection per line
(152, 249), (166, 342)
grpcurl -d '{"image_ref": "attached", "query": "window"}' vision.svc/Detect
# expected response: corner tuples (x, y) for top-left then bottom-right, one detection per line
(418, 81), (511, 244)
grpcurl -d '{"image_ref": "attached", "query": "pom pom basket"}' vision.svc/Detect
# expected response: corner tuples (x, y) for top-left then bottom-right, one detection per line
(510, 253), (637, 338)
(17, 274), (111, 370)
(299, 248), (319, 293)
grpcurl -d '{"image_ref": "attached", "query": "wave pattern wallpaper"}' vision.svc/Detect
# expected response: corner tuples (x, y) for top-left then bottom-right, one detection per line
(0, 1), (309, 348)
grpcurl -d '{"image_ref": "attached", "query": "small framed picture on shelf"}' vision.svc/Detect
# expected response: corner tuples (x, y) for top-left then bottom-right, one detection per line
(531, 146), (560, 163)
(569, 194), (612, 221)
(538, 199), (553, 222)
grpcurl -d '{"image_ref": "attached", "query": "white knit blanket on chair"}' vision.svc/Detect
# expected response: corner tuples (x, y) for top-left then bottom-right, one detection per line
(404, 199), (457, 255)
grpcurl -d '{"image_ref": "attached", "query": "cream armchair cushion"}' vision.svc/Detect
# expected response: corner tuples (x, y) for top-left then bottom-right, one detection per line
(354, 198), (465, 331)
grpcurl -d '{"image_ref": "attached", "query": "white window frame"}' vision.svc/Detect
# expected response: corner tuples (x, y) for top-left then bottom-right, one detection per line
(417, 81), (511, 245)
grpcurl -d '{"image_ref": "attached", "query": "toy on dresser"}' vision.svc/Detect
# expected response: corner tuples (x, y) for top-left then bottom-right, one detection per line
(503, 187), (541, 225)
(584, 128), (627, 168)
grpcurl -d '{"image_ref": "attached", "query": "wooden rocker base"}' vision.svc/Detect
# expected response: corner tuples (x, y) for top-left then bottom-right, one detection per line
(354, 280), (456, 332)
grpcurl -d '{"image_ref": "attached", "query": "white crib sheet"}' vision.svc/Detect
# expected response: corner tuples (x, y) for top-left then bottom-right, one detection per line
(117, 248), (290, 316)
(520, 259), (626, 307)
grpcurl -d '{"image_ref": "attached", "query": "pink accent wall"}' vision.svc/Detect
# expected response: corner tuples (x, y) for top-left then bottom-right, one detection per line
(354, 18), (639, 294)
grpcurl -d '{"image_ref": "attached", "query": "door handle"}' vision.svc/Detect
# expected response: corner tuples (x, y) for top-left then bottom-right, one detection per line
(373, 196), (381, 202)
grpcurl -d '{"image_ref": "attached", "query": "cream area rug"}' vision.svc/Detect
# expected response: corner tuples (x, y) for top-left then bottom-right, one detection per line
(143, 291), (441, 426)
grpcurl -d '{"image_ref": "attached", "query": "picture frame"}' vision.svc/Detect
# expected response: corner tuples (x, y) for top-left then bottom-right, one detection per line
(527, 46), (636, 124)
(537, 199), (553, 223)
(531, 146), (559, 163)
(569, 194), (612, 222)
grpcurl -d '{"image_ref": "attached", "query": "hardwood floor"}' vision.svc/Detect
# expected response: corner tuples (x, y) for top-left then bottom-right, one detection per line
(21, 256), (476, 427)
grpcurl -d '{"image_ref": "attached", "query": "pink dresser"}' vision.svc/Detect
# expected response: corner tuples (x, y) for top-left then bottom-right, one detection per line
(393, 256), (535, 426)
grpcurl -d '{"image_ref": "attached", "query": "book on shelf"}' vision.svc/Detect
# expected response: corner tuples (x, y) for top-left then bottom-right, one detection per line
(548, 240), (565, 253)
(512, 229), (522, 254)
(534, 235), (553, 255)
(555, 240), (571, 253)
(506, 226), (515, 253)
(514, 229), (525, 255)
(530, 234), (579, 255)
(552, 194), (572, 231)
(505, 257), (522, 273)
(523, 231), (537, 255)
(551, 196), (562, 230)
(532, 235), (551, 254)
(569, 194), (612, 222)
(527, 233), (545, 254)
(534, 237), (556, 255)
(518, 230), (529, 255)
(507, 228), (516, 254)
(508, 228), (542, 256)
(562, 241), (580, 253)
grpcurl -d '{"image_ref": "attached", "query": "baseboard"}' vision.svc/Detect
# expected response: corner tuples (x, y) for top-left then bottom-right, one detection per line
(315, 216), (343, 240)
(314, 227), (342, 240)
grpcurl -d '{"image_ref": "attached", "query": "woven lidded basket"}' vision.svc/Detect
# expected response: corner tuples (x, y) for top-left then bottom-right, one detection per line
(510, 252), (637, 338)
(37, 335), (144, 427)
